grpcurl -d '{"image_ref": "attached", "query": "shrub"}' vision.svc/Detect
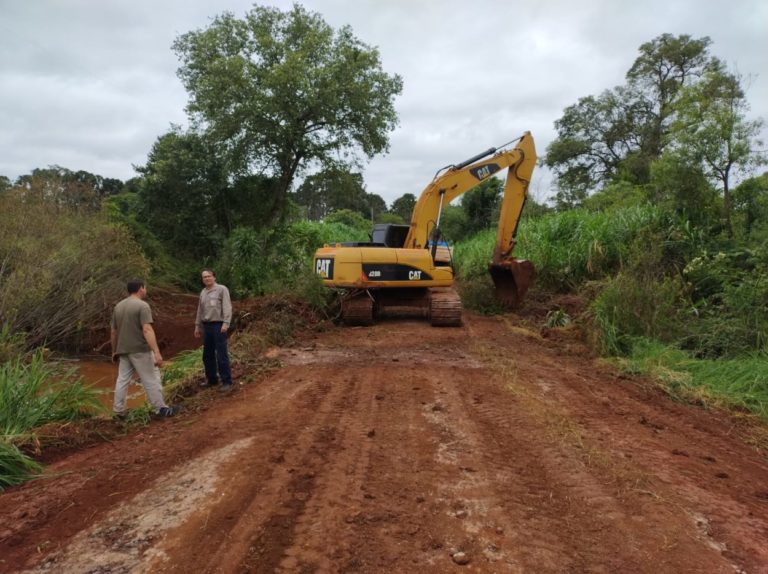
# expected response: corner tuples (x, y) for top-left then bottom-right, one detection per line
(681, 248), (768, 357)
(0, 187), (148, 351)
(588, 230), (687, 355)
(219, 222), (367, 301)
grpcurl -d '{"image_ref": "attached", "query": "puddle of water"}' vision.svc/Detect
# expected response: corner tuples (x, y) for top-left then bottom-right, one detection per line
(74, 359), (148, 409)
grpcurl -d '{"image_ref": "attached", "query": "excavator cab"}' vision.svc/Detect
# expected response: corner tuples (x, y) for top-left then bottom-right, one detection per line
(371, 224), (409, 248)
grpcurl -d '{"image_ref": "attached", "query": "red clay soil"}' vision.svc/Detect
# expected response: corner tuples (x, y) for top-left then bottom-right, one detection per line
(1, 312), (768, 573)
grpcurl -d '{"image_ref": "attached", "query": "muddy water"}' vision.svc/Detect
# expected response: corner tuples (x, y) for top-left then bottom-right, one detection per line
(75, 359), (150, 410)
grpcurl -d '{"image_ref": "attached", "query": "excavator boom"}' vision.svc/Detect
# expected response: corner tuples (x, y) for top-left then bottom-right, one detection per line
(405, 132), (537, 308)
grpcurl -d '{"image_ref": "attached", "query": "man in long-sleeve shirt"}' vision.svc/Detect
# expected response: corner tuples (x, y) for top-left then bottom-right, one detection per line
(194, 269), (234, 392)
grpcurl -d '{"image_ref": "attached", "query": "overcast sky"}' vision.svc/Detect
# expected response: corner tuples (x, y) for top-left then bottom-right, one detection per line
(1, 0), (766, 205)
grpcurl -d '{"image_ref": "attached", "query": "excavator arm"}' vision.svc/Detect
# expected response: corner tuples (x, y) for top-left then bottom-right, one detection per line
(403, 132), (536, 250)
(404, 132), (537, 307)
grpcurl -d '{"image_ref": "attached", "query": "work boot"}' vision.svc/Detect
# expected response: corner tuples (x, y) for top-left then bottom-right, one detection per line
(156, 405), (181, 417)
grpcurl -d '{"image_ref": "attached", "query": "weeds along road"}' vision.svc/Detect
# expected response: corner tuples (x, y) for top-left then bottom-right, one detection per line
(1, 314), (768, 573)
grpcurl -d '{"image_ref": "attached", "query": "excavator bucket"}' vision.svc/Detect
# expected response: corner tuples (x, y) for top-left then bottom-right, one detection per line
(489, 259), (535, 309)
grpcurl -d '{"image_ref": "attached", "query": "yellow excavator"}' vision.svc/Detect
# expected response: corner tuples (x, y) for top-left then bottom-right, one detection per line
(313, 132), (536, 326)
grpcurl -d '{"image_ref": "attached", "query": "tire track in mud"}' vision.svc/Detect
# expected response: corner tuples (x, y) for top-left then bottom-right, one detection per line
(512, 345), (768, 569)
(466, 319), (755, 572)
(239, 373), (369, 573)
(152, 361), (389, 573)
(152, 374), (343, 572)
(4, 315), (768, 574)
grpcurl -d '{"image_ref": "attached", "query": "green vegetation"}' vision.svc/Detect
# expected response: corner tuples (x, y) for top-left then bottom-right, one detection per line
(455, 205), (669, 287)
(0, 352), (103, 488)
(616, 340), (768, 420)
(0, 183), (148, 350)
(218, 220), (367, 301)
(2, 21), (768, 488)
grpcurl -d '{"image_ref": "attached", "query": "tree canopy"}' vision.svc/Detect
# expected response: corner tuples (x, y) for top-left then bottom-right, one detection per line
(173, 3), (403, 225)
(545, 33), (766, 229)
(545, 34), (724, 205)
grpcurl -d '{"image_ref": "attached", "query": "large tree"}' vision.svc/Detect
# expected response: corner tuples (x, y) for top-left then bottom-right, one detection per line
(390, 192), (417, 222)
(173, 3), (402, 225)
(294, 167), (368, 220)
(669, 71), (766, 236)
(136, 129), (229, 259)
(545, 34), (723, 205)
(459, 177), (503, 235)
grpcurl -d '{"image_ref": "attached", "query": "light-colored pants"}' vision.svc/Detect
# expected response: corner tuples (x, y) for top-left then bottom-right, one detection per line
(113, 352), (167, 414)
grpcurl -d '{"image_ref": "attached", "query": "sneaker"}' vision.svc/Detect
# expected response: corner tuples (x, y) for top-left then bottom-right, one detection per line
(218, 384), (234, 394)
(112, 412), (127, 421)
(157, 405), (181, 417)
(200, 380), (219, 388)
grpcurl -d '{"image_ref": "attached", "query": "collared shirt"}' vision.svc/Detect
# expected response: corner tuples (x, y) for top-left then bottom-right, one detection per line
(195, 283), (232, 328)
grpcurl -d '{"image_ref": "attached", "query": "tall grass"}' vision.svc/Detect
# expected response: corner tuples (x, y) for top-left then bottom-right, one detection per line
(617, 339), (768, 420)
(454, 205), (664, 289)
(0, 352), (104, 488)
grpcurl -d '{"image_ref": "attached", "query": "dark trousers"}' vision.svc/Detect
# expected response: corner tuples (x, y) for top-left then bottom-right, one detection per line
(202, 322), (232, 386)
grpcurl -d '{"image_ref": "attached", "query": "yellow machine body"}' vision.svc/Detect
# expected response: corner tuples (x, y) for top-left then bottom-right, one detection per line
(313, 132), (537, 326)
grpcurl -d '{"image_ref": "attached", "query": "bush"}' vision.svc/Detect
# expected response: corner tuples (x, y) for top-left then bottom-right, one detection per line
(590, 273), (685, 355)
(588, 230), (688, 355)
(219, 222), (367, 301)
(324, 209), (372, 234)
(0, 187), (149, 350)
(681, 248), (768, 357)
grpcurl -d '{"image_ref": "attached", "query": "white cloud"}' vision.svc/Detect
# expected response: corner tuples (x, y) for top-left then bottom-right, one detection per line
(0, 0), (765, 205)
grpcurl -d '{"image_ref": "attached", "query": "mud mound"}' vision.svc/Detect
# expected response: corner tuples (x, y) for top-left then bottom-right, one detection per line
(230, 294), (328, 352)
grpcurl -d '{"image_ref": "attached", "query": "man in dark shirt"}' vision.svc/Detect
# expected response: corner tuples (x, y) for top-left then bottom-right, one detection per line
(111, 279), (179, 417)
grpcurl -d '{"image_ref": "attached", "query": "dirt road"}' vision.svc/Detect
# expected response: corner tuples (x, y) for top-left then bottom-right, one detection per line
(1, 313), (767, 573)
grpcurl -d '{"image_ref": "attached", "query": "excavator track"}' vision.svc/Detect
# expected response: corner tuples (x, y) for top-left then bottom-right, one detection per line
(341, 293), (374, 326)
(429, 288), (463, 327)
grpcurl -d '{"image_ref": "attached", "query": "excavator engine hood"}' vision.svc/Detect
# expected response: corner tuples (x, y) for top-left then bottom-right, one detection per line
(489, 259), (535, 309)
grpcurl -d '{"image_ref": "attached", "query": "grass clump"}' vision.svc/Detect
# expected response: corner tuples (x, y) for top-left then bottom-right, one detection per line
(0, 351), (104, 489)
(161, 349), (203, 404)
(616, 339), (768, 420)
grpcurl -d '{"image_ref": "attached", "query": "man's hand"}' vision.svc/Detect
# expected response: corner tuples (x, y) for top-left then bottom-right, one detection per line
(111, 353), (118, 364)
(154, 352), (164, 367)
(194, 327), (201, 339)
(221, 324), (229, 334)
